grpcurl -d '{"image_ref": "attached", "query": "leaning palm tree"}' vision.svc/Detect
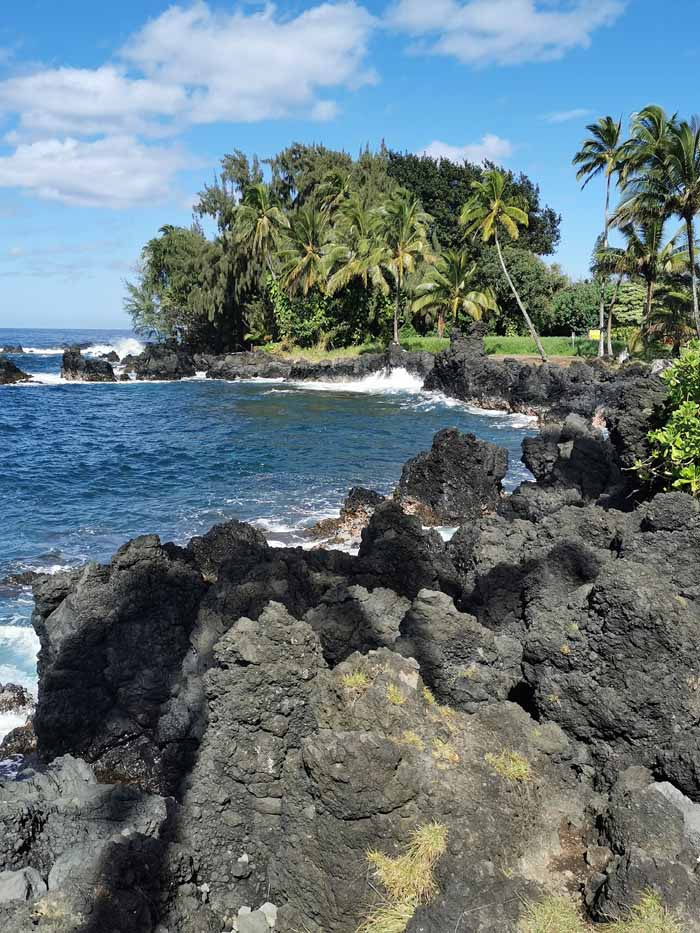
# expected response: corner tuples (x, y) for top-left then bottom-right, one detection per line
(412, 249), (498, 337)
(460, 170), (548, 362)
(573, 116), (624, 356)
(279, 204), (330, 297)
(378, 193), (434, 344)
(234, 183), (289, 275)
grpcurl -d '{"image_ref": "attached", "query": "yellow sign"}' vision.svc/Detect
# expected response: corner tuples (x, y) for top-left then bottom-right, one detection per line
(588, 329), (601, 340)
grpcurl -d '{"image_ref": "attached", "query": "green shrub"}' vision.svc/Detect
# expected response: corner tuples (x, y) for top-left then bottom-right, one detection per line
(639, 341), (700, 496)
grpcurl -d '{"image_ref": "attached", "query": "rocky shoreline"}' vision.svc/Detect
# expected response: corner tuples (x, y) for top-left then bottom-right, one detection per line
(2, 327), (697, 931)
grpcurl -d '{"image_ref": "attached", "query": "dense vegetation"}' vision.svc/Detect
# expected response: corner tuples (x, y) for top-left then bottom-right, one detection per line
(638, 341), (700, 496)
(574, 107), (700, 357)
(126, 108), (700, 363)
(125, 144), (568, 353)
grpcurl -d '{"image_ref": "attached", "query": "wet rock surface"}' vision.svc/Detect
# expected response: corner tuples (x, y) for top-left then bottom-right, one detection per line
(134, 343), (196, 381)
(3, 357), (698, 931)
(0, 356), (30, 385)
(60, 347), (116, 383)
(397, 427), (508, 523)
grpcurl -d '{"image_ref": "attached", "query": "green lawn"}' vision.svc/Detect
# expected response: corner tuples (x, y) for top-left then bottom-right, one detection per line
(260, 334), (624, 361)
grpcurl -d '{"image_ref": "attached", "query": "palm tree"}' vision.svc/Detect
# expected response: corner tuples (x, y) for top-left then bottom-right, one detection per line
(616, 112), (700, 338)
(573, 116), (624, 356)
(412, 249), (498, 337)
(324, 195), (390, 298)
(234, 183), (289, 275)
(379, 193), (434, 344)
(279, 204), (330, 297)
(460, 170), (548, 362)
(644, 286), (696, 356)
(662, 120), (700, 338)
(599, 220), (687, 320)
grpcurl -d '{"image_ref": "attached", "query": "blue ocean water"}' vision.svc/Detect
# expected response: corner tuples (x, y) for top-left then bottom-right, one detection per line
(0, 327), (536, 736)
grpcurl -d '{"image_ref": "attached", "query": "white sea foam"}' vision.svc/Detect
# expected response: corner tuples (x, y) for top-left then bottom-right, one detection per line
(0, 711), (28, 744)
(23, 337), (144, 358)
(291, 367), (424, 395)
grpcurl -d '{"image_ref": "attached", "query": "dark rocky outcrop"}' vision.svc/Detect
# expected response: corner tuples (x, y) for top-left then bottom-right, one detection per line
(425, 323), (667, 427)
(60, 347), (115, 383)
(32, 536), (207, 794)
(100, 350), (120, 363)
(397, 427), (508, 524)
(133, 343), (196, 381)
(206, 351), (292, 381)
(5, 404), (700, 930)
(0, 356), (30, 385)
(1, 345), (24, 354)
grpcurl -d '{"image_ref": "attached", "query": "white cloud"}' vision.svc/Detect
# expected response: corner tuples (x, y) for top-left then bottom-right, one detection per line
(0, 66), (186, 139)
(122, 1), (377, 124)
(388, 0), (626, 66)
(0, 136), (189, 208)
(543, 107), (592, 124)
(420, 134), (513, 164)
(0, 2), (376, 207)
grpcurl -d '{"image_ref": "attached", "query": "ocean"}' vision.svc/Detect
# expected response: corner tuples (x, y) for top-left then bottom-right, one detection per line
(0, 327), (536, 740)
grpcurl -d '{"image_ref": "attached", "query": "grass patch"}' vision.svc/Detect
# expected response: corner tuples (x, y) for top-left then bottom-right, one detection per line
(358, 824), (448, 933)
(485, 749), (532, 784)
(342, 670), (370, 693)
(482, 336), (622, 357)
(356, 901), (415, 933)
(386, 683), (407, 706)
(422, 686), (437, 706)
(519, 895), (586, 932)
(619, 891), (683, 932)
(518, 890), (682, 933)
(367, 823), (449, 904)
(397, 730), (425, 751)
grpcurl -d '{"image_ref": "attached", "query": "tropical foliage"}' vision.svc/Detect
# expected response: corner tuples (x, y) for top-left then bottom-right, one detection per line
(637, 342), (700, 496)
(125, 144), (560, 351)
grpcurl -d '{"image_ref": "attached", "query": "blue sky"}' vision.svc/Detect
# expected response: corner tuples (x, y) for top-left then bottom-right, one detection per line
(0, 0), (695, 329)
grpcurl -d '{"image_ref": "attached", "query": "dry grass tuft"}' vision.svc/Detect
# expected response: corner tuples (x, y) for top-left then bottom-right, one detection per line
(486, 749), (532, 784)
(386, 683), (406, 706)
(358, 824), (448, 933)
(342, 670), (370, 693)
(397, 730), (424, 751)
(618, 890), (683, 933)
(519, 894), (586, 932)
(518, 890), (683, 933)
(422, 686), (437, 706)
(356, 900), (416, 933)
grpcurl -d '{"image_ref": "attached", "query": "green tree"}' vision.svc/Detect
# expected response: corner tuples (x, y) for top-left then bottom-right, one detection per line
(279, 204), (331, 297)
(124, 225), (209, 341)
(412, 249), (497, 337)
(573, 116), (625, 356)
(386, 151), (560, 255)
(460, 170), (548, 361)
(234, 182), (289, 274)
(379, 193), (435, 344)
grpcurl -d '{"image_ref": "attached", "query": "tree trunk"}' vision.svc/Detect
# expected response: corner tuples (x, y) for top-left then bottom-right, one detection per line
(645, 278), (655, 324)
(687, 217), (700, 339)
(393, 281), (401, 344)
(606, 273), (622, 358)
(598, 174), (612, 357)
(495, 233), (548, 363)
(437, 311), (445, 339)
